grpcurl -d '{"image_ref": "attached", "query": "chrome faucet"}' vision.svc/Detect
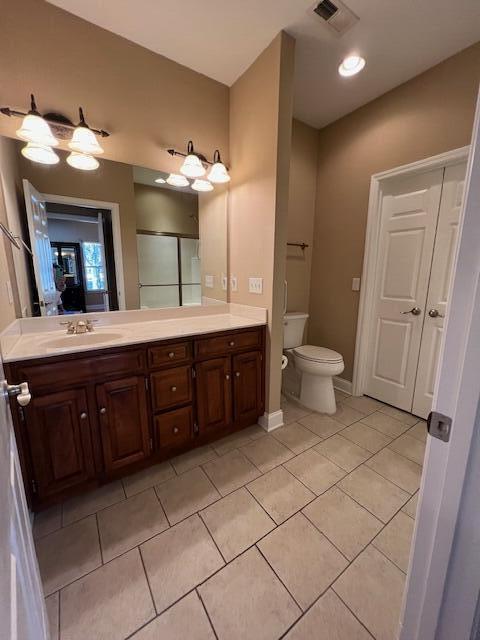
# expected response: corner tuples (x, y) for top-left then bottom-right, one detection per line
(60, 319), (98, 334)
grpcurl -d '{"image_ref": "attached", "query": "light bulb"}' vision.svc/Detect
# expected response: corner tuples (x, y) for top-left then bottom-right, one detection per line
(338, 55), (366, 77)
(191, 179), (213, 192)
(16, 114), (59, 147)
(180, 153), (206, 178)
(66, 152), (99, 171)
(69, 126), (104, 154)
(21, 143), (59, 165)
(166, 173), (189, 187)
(208, 161), (230, 184)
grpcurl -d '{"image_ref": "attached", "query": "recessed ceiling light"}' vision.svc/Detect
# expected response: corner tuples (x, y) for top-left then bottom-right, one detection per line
(338, 55), (365, 77)
(155, 177), (166, 184)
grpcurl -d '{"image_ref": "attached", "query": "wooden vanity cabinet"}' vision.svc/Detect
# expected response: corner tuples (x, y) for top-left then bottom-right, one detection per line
(6, 326), (265, 510)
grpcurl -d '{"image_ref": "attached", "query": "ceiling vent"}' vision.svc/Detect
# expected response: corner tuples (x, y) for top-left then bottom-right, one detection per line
(312, 0), (359, 36)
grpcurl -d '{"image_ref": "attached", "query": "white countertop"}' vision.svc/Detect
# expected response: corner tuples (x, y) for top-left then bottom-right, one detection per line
(1, 303), (267, 363)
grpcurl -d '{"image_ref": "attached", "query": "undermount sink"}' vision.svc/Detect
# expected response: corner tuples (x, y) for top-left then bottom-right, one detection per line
(43, 332), (125, 350)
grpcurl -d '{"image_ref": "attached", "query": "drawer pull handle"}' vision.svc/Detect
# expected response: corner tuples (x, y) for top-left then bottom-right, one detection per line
(173, 427), (179, 434)
(235, 372), (240, 378)
(168, 352), (175, 359)
(100, 407), (107, 415)
(225, 374), (230, 380)
(80, 412), (87, 420)
(229, 341), (235, 347)
(171, 386), (177, 392)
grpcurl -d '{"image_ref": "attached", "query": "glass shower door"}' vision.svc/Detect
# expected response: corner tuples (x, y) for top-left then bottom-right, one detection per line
(180, 238), (201, 306)
(137, 234), (180, 308)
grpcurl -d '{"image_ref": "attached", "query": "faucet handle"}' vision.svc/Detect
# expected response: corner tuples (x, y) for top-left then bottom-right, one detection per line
(86, 319), (98, 332)
(60, 320), (75, 334)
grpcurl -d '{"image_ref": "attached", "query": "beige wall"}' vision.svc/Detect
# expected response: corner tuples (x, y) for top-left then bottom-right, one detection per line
(309, 42), (480, 382)
(286, 119), (318, 314)
(19, 148), (139, 309)
(199, 189), (228, 302)
(134, 184), (198, 235)
(229, 32), (295, 413)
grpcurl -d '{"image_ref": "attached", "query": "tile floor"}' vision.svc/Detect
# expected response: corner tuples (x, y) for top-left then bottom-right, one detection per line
(35, 393), (427, 640)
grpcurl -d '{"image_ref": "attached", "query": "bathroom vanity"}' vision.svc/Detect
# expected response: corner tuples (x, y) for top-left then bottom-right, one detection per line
(3, 308), (266, 511)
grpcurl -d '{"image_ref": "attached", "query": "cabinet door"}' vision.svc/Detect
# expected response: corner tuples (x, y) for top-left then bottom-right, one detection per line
(196, 357), (232, 434)
(25, 388), (95, 500)
(233, 351), (262, 424)
(96, 376), (150, 473)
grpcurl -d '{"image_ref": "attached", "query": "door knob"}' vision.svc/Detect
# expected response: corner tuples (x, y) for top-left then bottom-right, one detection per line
(168, 352), (175, 359)
(401, 307), (422, 316)
(229, 341), (235, 347)
(225, 374), (230, 380)
(80, 412), (87, 420)
(100, 407), (107, 414)
(171, 386), (177, 392)
(235, 372), (240, 378)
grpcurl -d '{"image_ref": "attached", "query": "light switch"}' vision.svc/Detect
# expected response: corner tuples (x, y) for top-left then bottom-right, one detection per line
(230, 275), (238, 292)
(249, 277), (263, 294)
(221, 273), (228, 290)
(205, 275), (214, 288)
(352, 277), (361, 292)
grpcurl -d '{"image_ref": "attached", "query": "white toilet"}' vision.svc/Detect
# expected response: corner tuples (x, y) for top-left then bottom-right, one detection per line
(283, 312), (344, 414)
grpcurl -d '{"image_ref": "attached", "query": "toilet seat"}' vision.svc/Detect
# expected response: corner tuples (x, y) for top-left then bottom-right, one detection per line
(293, 345), (343, 364)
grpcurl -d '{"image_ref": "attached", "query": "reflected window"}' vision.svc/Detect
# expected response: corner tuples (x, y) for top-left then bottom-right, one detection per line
(82, 242), (106, 291)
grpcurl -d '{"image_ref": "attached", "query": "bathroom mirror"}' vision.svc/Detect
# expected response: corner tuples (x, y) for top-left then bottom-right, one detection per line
(0, 135), (228, 316)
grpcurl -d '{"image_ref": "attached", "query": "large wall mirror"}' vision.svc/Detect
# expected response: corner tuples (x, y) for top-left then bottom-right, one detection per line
(0, 136), (228, 316)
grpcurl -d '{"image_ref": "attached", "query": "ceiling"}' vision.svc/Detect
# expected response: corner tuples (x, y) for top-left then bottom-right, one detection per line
(47, 0), (480, 128)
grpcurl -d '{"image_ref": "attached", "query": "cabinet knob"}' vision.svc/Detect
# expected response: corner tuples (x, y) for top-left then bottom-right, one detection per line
(229, 341), (235, 347)
(225, 374), (230, 380)
(168, 352), (175, 359)
(235, 371), (240, 378)
(100, 407), (107, 415)
(173, 427), (179, 434)
(80, 412), (87, 420)
(171, 386), (177, 392)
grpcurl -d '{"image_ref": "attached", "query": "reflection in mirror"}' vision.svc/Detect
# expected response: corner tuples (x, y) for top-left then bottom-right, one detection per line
(0, 135), (228, 317)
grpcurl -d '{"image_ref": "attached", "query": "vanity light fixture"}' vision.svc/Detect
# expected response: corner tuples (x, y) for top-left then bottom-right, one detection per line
(66, 151), (99, 171)
(15, 95), (59, 147)
(180, 141), (206, 178)
(191, 178), (213, 192)
(68, 107), (104, 155)
(21, 142), (59, 165)
(166, 173), (190, 187)
(155, 177), (166, 184)
(338, 55), (366, 77)
(208, 150), (230, 184)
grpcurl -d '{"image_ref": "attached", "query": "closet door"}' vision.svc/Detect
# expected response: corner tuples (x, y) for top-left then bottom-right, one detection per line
(365, 169), (443, 410)
(412, 162), (467, 418)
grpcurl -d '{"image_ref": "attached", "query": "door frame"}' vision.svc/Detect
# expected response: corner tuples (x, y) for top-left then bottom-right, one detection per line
(352, 145), (470, 397)
(43, 193), (126, 311)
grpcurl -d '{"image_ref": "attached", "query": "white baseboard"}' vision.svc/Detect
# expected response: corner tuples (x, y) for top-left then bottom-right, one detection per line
(333, 377), (353, 395)
(258, 410), (284, 432)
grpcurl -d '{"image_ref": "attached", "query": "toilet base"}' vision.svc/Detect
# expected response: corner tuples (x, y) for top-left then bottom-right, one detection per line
(299, 372), (337, 414)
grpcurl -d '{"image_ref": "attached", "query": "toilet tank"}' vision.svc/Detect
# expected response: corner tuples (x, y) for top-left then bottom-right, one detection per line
(283, 312), (309, 349)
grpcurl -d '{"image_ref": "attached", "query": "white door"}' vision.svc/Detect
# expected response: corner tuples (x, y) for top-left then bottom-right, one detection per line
(365, 169), (443, 410)
(412, 161), (467, 418)
(0, 362), (48, 639)
(97, 212), (110, 311)
(22, 180), (57, 316)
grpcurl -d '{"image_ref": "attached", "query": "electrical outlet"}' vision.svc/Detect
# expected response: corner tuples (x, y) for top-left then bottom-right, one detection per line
(204, 274), (214, 288)
(221, 273), (228, 290)
(249, 277), (263, 294)
(230, 275), (238, 292)
(352, 277), (361, 292)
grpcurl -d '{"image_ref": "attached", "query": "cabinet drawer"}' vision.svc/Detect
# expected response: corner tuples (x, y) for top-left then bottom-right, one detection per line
(194, 329), (262, 358)
(150, 365), (192, 411)
(17, 349), (145, 391)
(148, 341), (191, 368)
(155, 406), (192, 449)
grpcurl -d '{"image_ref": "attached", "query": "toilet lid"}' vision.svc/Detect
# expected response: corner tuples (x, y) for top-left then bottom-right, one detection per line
(293, 345), (343, 363)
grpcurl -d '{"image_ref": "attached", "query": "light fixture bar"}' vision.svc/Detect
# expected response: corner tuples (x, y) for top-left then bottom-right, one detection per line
(167, 144), (229, 169)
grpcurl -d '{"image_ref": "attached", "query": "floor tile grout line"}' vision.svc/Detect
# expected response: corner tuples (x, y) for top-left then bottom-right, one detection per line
(94, 512), (104, 566)
(197, 510), (229, 565)
(255, 543), (305, 613)
(137, 544), (159, 617)
(370, 539), (408, 576)
(330, 587), (378, 640)
(300, 510), (355, 563)
(196, 588), (220, 640)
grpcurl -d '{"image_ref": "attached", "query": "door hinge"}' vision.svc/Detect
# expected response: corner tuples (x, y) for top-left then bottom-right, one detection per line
(31, 479), (37, 494)
(192, 368), (196, 379)
(193, 422), (199, 435)
(427, 411), (452, 443)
